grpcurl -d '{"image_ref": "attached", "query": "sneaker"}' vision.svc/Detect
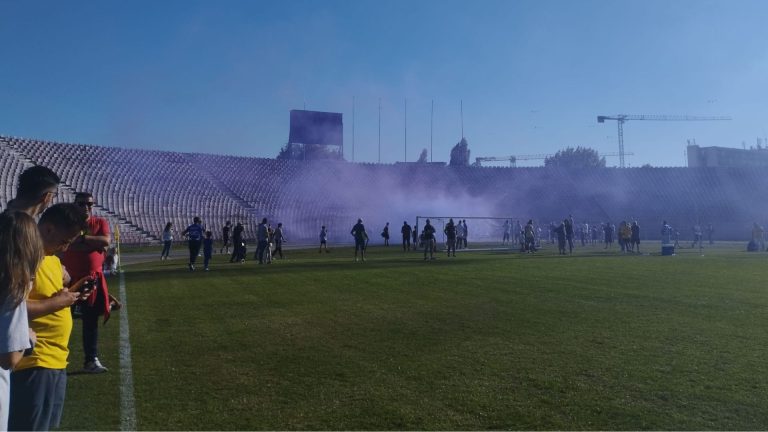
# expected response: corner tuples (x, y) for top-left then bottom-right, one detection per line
(83, 358), (108, 374)
(205, 267), (210, 271)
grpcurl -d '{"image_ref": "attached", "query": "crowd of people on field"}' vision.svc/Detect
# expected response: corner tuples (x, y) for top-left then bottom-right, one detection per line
(160, 212), (768, 270)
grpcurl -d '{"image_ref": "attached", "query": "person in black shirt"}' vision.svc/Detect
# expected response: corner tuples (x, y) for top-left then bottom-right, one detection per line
(564, 217), (574, 254)
(422, 219), (436, 260)
(631, 221), (640, 253)
(401, 221), (412, 251)
(381, 222), (390, 246)
(273, 223), (286, 259)
(351, 218), (368, 262)
(221, 221), (232, 254)
(229, 222), (245, 263)
(412, 222), (419, 251)
(444, 218), (457, 257)
(554, 220), (567, 255)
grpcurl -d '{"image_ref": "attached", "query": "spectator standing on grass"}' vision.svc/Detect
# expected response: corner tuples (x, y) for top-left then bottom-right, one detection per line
(0, 212), (43, 430)
(752, 222), (765, 251)
(422, 219), (436, 260)
(412, 221), (419, 251)
(661, 221), (673, 244)
(229, 222), (245, 263)
(564, 217), (574, 254)
(524, 220), (536, 253)
(462, 220), (469, 248)
(255, 218), (269, 264)
(455, 220), (464, 250)
(351, 219), (368, 262)
(619, 221), (632, 253)
(381, 222), (390, 246)
(536, 225), (543, 248)
(273, 223), (286, 259)
(182, 216), (204, 271)
(160, 222), (173, 260)
(9, 203), (89, 431)
(221, 221), (232, 254)
(203, 231), (213, 271)
(401, 221), (412, 251)
(691, 224), (704, 249)
(631, 221), (641, 253)
(706, 223), (714, 245)
(554, 220), (567, 255)
(265, 225), (274, 264)
(319, 225), (330, 253)
(591, 223), (598, 245)
(0, 165), (62, 429)
(444, 218), (457, 257)
(61, 192), (114, 374)
(502, 220), (511, 244)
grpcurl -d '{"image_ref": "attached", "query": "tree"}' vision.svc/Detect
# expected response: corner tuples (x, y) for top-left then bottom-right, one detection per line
(276, 143), (344, 161)
(544, 146), (605, 169)
(449, 138), (470, 166)
(417, 148), (429, 163)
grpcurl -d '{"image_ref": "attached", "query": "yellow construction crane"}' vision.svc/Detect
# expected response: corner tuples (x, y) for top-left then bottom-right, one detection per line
(597, 114), (731, 168)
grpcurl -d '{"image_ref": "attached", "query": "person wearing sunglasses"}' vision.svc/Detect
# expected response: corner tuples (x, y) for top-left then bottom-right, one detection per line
(60, 192), (112, 374)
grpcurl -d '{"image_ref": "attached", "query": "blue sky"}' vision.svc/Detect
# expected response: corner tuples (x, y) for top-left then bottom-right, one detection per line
(1, 0), (766, 167)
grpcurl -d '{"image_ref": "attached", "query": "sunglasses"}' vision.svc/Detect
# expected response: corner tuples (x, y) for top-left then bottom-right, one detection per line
(77, 202), (94, 207)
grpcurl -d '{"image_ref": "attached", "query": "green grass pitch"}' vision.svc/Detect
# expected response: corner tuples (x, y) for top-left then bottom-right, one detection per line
(60, 242), (768, 430)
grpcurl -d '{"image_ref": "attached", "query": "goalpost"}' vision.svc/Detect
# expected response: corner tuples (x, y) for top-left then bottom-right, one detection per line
(414, 215), (526, 250)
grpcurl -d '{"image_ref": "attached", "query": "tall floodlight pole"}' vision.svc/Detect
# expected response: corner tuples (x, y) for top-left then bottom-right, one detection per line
(404, 98), (407, 162)
(378, 98), (381, 163)
(430, 99), (434, 162)
(352, 96), (355, 162)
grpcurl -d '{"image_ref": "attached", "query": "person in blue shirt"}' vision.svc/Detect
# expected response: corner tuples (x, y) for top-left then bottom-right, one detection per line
(181, 216), (204, 271)
(203, 231), (213, 271)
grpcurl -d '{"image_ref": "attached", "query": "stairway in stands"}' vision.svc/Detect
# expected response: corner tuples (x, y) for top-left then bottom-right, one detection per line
(186, 153), (261, 221)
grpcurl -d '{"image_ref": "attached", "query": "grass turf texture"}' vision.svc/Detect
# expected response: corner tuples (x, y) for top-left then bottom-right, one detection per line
(59, 243), (768, 430)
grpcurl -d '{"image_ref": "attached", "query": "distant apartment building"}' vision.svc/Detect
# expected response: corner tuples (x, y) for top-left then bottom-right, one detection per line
(687, 144), (768, 168)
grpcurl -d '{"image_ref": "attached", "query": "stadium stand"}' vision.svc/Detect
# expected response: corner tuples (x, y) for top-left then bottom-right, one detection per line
(1, 135), (767, 244)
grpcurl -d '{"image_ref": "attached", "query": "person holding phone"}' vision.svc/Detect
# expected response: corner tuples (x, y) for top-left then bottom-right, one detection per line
(61, 192), (112, 374)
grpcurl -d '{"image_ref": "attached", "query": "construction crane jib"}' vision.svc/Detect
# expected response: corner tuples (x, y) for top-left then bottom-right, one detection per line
(597, 114), (732, 168)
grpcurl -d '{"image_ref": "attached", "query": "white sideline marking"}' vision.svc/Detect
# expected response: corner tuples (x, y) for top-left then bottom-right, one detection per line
(118, 271), (136, 430)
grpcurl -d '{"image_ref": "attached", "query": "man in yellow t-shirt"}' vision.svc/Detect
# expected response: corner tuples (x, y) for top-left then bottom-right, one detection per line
(8, 203), (88, 431)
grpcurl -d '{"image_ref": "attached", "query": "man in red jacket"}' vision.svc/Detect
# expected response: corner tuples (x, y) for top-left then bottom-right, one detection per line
(61, 192), (111, 374)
